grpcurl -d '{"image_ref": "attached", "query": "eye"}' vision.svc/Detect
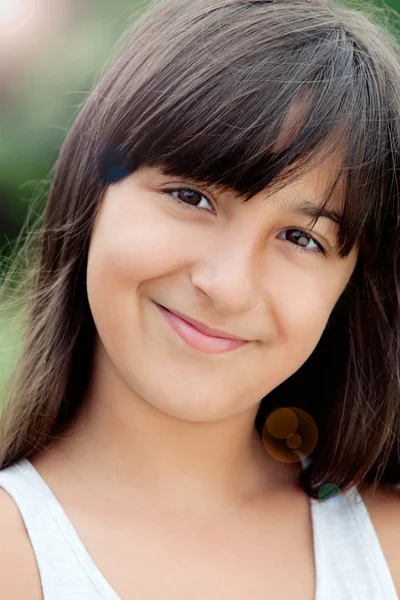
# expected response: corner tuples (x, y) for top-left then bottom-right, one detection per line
(161, 186), (327, 256)
(161, 187), (216, 213)
(278, 229), (326, 256)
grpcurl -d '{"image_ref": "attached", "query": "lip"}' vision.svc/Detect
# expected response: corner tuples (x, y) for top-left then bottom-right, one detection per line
(156, 303), (250, 354)
(158, 304), (248, 340)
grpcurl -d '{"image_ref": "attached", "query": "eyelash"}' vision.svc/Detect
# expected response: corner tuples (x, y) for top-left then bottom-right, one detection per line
(161, 186), (327, 257)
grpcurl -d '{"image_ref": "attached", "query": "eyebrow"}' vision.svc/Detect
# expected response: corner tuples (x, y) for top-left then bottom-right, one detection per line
(285, 200), (343, 227)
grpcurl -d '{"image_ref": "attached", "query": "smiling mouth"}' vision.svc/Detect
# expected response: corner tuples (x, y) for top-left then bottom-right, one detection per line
(155, 303), (250, 355)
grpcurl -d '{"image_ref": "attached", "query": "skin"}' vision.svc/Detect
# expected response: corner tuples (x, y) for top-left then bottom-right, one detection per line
(24, 155), (400, 599)
(32, 154), (358, 516)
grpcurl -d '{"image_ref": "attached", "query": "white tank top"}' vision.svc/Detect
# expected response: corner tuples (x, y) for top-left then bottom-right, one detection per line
(0, 457), (398, 599)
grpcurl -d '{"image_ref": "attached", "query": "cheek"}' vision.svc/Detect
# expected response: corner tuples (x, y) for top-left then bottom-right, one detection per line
(268, 263), (339, 358)
(87, 202), (181, 290)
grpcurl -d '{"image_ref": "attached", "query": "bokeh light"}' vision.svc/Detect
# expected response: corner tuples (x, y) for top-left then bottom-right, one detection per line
(0, 0), (37, 36)
(262, 407), (318, 463)
(318, 483), (342, 503)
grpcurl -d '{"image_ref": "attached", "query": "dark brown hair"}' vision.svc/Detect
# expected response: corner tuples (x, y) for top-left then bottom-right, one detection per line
(0, 0), (399, 499)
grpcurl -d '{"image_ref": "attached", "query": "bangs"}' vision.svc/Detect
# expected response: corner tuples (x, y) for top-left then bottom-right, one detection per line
(96, 0), (397, 261)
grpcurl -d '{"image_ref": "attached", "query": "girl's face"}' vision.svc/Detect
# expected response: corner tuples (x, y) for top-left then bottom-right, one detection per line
(86, 159), (358, 422)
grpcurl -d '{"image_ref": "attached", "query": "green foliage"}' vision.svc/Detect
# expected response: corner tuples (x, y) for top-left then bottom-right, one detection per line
(0, 0), (151, 235)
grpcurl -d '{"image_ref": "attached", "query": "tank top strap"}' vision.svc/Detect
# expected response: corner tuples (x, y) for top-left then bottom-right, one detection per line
(0, 458), (55, 597)
(310, 483), (398, 599)
(0, 458), (120, 599)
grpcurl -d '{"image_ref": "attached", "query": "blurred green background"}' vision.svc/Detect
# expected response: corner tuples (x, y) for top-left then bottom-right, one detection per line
(0, 0), (400, 391)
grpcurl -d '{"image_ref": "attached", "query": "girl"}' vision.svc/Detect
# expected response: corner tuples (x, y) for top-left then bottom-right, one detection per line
(0, 0), (399, 597)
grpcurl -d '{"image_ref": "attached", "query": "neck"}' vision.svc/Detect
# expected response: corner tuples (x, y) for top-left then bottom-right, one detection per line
(39, 347), (302, 514)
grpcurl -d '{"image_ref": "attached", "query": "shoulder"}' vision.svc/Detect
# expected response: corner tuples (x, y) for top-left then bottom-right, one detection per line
(360, 484), (400, 595)
(0, 486), (43, 599)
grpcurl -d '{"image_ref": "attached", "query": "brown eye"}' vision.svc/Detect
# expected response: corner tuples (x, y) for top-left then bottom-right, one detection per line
(174, 189), (203, 206)
(278, 229), (325, 256)
(162, 187), (215, 213)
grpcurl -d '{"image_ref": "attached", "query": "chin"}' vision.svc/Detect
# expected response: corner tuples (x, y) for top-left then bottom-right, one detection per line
(141, 389), (242, 423)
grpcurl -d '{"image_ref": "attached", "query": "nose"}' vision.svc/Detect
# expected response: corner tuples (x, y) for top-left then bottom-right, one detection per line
(190, 230), (261, 314)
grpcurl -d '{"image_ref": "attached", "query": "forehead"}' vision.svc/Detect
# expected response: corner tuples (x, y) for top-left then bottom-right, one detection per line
(206, 150), (345, 217)
(269, 153), (345, 211)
